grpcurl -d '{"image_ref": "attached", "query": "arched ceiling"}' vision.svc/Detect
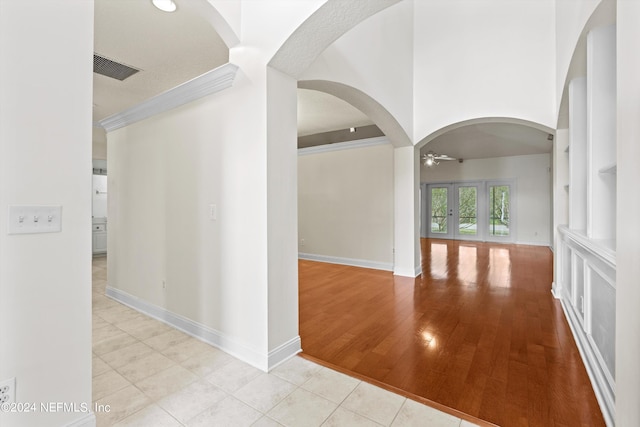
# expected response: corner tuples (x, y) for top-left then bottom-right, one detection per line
(269, 0), (401, 78)
(298, 89), (374, 136)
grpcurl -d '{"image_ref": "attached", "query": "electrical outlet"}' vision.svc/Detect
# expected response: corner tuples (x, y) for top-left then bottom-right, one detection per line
(0, 378), (15, 404)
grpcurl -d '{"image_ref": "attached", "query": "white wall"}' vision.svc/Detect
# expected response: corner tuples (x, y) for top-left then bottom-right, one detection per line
(93, 127), (107, 160)
(108, 0), (326, 370)
(108, 87), (272, 366)
(413, 0), (556, 142)
(421, 154), (552, 246)
(0, 1), (94, 426)
(298, 142), (394, 269)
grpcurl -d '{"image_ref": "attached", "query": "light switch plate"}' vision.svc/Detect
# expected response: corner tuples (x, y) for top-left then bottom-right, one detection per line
(8, 205), (62, 234)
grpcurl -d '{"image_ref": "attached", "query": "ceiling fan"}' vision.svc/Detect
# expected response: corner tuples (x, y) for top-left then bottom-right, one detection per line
(422, 151), (458, 167)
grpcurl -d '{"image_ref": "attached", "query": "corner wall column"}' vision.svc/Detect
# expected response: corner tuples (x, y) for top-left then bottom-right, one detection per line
(266, 67), (301, 367)
(393, 145), (421, 277)
(616, 2), (640, 424)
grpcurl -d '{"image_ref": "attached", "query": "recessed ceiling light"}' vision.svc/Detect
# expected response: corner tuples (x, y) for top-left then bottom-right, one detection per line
(152, 0), (177, 12)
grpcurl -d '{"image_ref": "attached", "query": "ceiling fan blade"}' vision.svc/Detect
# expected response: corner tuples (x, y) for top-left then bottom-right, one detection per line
(434, 154), (457, 161)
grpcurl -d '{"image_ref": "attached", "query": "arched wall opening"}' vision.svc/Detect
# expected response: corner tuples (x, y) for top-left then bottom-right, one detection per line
(418, 117), (555, 247)
(296, 80), (415, 277)
(556, 0), (615, 130)
(298, 80), (412, 148)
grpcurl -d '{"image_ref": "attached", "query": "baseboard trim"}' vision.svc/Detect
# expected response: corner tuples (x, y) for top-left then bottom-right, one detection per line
(65, 412), (96, 427)
(550, 282), (562, 299)
(105, 286), (299, 372)
(298, 253), (393, 272)
(393, 266), (422, 278)
(268, 336), (302, 370)
(515, 240), (552, 247)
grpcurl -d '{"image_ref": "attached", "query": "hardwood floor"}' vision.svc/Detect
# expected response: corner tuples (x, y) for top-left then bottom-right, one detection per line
(299, 239), (606, 427)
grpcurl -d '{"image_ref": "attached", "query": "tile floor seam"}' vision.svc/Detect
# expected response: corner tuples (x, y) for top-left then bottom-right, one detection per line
(172, 390), (230, 426)
(318, 404), (341, 427)
(300, 379), (357, 407)
(388, 398), (408, 427)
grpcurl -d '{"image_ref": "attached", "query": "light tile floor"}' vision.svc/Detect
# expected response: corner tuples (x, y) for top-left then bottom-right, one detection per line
(92, 257), (479, 427)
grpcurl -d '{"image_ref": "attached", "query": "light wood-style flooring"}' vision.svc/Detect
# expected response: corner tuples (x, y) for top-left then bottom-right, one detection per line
(299, 239), (606, 427)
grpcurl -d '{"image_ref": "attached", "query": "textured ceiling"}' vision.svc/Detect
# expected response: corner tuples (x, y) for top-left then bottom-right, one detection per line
(422, 123), (552, 160)
(93, 0), (228, 123)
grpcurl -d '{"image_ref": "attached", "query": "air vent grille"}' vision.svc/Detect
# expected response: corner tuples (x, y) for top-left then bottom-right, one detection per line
(93, 54), (140, 81)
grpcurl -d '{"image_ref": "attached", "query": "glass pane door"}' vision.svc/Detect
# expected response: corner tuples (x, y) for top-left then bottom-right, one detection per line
(456, 185), (479, 239)
(488, 184), (511, 238)
(428, 185), (452, 238)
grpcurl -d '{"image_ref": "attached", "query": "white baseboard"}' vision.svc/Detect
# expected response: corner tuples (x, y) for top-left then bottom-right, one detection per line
(65, 413), (96, 427)
(298, 252), (393, 272)
(393, 265), (422, 278)
(515, 240), (552, 247)
(551, 282), (563, 299)
(268, 337), (302, 370)
(105, 286), (300, 372)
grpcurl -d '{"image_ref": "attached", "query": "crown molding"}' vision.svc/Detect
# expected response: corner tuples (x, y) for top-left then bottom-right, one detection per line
(297, 136), (390, 156)
(99, 62), (239, 132)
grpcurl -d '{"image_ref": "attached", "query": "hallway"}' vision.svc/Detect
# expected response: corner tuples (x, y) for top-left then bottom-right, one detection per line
(299, 239), (606, 426)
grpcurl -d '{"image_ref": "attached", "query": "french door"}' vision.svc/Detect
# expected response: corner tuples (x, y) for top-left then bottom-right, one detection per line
(426, 183), (482, 241)
(425, 181), (514, 242)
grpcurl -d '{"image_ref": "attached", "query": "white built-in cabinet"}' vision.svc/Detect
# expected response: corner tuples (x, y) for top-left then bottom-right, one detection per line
(556, 25), (616, 427)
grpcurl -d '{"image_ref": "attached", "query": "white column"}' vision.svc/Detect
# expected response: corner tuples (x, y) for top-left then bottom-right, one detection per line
(266, 67), (301, 366)
(552, 128), (569, 298)
(393, 146), (421, 277)
(616, 2), (640, 425)
(0, 1), (93, 426)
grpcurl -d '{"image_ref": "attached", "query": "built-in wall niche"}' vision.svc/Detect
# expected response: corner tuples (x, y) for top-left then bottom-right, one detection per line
(557, 23), (617, 427)
(568, 76), (587, 231)
(567, 24), (617, 249)
(587, 24), (616, 247)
